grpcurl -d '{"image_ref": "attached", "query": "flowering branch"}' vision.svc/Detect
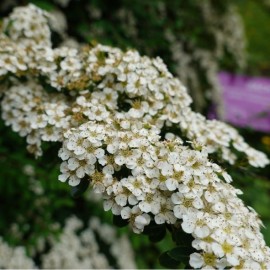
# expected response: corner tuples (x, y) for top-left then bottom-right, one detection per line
(0, 4), (269, 269)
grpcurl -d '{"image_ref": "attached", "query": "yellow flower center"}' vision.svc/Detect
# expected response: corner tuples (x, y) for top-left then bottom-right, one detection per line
(222, 241), (233, 254)
(203, 253), (216, 266)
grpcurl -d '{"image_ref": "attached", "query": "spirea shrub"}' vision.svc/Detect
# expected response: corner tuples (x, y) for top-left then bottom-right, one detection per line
(0, 4), (270, 269)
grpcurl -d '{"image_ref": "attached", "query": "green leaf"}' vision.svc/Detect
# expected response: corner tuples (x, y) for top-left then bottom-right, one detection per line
(167, 246), (193, 264)
(148, 226), (166, 242)
(70, 178), (89, 198)
(159, 251), (180, 269)
(112, 215), (129, 227)
(30, 0), (56, 11)
(143, 222), (167, 242)
(172, 226), (194, 246)
(143, 221), (165, 234)
(3, 19), (13, 35)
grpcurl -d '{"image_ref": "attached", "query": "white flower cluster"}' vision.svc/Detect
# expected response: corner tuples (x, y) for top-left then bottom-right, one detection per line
(41, 216), (136, 269)
(0, 237), (36, 269)
(89, 216), (137, 269)
(0, 216), (136, 269)
(1, 5), (270, 269)
(84, 1), (246, 113)
(59, 119), (270, 268)
(2, 4), (51, 47)
(0, 8), (267, 166)
(1, 81), (71, 156)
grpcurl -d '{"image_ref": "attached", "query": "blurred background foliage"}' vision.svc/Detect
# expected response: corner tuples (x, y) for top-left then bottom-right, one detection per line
(0, 0), (270, 268)
(236, 0), (270, 75)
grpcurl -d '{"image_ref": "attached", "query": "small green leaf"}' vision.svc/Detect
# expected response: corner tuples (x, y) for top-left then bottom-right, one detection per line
(30, 0), (56, 11)
(159, 251), (180, 269)
(148, 226), (166, 242)
(143, 222), (167, 242)
(143, 221), (165, 234)
(70, 178), (89, 198)
(172, 226), (194, 246)
(112, 215), (129, 227)
(167, 246), (193, 264)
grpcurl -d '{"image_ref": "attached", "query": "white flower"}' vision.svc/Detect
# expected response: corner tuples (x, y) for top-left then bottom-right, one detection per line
(89, 171), (113, 194)
(128, 101), (149, 119)
(121, 176), (146, 197)
(221, 171), (233, 183)
(165, 168), (190, 191)
(66, 133), (86, 155)
(138, 192), (161, 214)
(115, 148), (140, 166)
(189, 252), (226, 269)
(121, 206), (150, 233)
(103, 199), (122, 215)
(157, 160), (174, 176)
(84, 104), (110, 122)
(30, 113), (48, 129)
(58, 162), (81, 186)
(67, 157), (95, 178)
(154, 198), (176, 224)
(58, 146), (71, 161)
(211, 241), (240, 266)
(181, 210), (210, 238)
(172, 191), (203, 219)
(114, 186), (138, 207)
